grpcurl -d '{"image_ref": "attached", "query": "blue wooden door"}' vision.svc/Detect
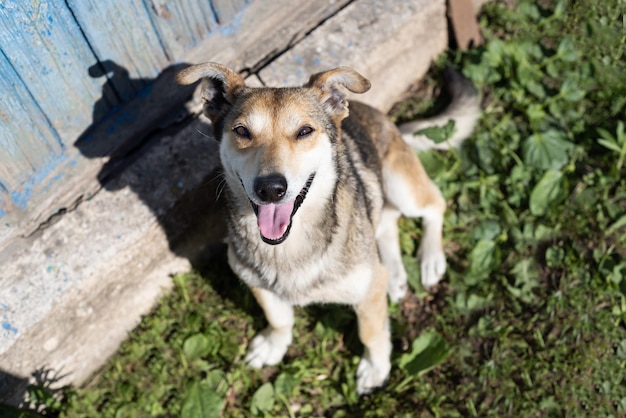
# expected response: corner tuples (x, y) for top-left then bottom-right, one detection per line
(0, 0), (249, 246)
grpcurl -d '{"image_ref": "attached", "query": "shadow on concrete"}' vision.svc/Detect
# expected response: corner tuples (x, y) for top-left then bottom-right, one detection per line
(0, 367), (72, 416)
(74, 60), (229, 269)
(0, 369), (29, 410)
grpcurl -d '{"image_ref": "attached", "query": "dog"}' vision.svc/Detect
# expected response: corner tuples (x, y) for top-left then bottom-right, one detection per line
(176, 63), (480, 394)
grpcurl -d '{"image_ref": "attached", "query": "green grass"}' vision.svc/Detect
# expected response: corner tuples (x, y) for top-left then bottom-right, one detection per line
(18, 0), (626, 416)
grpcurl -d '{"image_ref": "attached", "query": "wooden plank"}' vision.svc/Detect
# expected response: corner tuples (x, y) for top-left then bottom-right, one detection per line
(0, 52), (65, 215)
(66, 0), (169, 102)
(211, 0), (251, 24)
(145, 1), (219, 60)
(0, 0), (113, 143)
(0, 0), (351, 252)
(259, 0), (448, 112)
(185, 0), (352, 72)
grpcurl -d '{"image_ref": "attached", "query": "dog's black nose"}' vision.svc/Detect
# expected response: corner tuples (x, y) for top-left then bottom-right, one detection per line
(254, 174), (288, 203)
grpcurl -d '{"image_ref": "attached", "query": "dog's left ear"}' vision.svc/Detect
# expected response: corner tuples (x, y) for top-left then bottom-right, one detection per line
(306, 67), (371, 119)
(175, 62), (246, 126)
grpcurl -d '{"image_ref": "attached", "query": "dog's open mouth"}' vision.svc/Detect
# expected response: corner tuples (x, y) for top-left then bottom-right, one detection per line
(251, 173), (315, 245)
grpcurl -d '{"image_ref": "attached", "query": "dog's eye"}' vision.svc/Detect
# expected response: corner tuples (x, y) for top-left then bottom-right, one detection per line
(233, 125), (251, 139)
(296, 125), (314, 138)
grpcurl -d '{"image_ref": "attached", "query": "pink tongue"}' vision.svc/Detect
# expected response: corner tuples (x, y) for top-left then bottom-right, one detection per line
(257, 200), (296, 240)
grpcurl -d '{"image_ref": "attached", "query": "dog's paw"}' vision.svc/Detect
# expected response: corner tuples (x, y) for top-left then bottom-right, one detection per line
(387, 279), (408, 303)
(356, 356), (391, 395)
(245, 327), (292, 368)
(419, 249), (446, 288)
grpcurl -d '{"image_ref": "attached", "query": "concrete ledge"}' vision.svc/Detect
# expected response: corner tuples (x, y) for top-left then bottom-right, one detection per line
(0, 117), (225, 404)
(259, 0), (447, 112)
(0, 0), (448, 405)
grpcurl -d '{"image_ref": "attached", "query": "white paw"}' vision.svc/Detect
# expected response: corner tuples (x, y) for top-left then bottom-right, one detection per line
(386, 262), (408, 303)
(419, 249), (446, 288)
(387, 278), (408, 303)
(245, 327), (292, 368)
(356, 356), (391, 395)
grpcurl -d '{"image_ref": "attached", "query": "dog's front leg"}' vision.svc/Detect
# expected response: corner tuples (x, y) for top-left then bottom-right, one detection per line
(245, 287), (294, 368)
(354, 263), (392, 395)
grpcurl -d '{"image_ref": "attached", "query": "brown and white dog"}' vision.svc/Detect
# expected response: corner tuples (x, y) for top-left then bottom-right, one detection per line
(176, 63), (479, 394)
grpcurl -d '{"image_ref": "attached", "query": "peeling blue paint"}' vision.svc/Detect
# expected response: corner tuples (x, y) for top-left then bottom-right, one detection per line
(10, 153), (67, 210)
(2, 321), (18, 334)
(218, 11), (243, 37)
(0, 210), (5, 218)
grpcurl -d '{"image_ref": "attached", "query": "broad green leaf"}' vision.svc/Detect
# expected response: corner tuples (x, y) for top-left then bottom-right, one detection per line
(507, 259), (540, 303)
(597, 138), (622, 153)
(415, 119), (456, 144)
(250, 382), (275, 416)
(512, 259), (539, 285)
(517, 1), (540, 21)
(484, 39), (506, 68)
(183, 334), (210, 360)
(556, 38), (579, 62)
(181, 381), (223, 418)
(523, 129), (573, 169)
(471, 220), (502, 241)
(596, 127), (616, 142)
(611, 262), (626, 285)
(274, 373), (298, 396)
(398, 331), (450, 376)
(467, 239), (497, 284)
(204, 370), (226, 395)
(526, 103), (546, 127)
(530, 170), (564, 216)
(560, 78), (586, 102)
(526, 80), (546, 99)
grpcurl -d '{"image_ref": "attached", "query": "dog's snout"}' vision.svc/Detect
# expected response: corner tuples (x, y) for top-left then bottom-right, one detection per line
(254, 174), (288, 203)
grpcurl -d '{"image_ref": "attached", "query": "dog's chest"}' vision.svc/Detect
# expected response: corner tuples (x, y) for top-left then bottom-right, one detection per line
(253, 248), (373, 306)
(227, 214), (376, 306)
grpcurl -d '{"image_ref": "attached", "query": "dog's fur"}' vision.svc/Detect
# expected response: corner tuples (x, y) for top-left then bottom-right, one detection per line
(176, 63), (480, 394)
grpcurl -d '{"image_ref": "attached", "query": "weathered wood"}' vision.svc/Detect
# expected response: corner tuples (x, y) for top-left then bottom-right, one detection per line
(0, 53), (64, 221)
(185, 0), (352, 73)
(0, 0), (110, 142)
(66, 0), (169, 102)
(0, 0), (352, 254)
(259, 0), (448, 112)
(211, 0), (251, 25)
(0, 56), (62, 188)
(146, 0), (219, 60)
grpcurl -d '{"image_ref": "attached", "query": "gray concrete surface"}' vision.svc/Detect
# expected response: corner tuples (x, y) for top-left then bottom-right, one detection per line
(0, 0), (450, 405)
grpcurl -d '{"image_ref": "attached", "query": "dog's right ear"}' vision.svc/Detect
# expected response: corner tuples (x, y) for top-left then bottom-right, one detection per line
(176, 62), (246, 125)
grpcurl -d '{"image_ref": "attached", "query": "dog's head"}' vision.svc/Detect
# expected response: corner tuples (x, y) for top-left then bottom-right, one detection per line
(176, 63), (370, 245)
